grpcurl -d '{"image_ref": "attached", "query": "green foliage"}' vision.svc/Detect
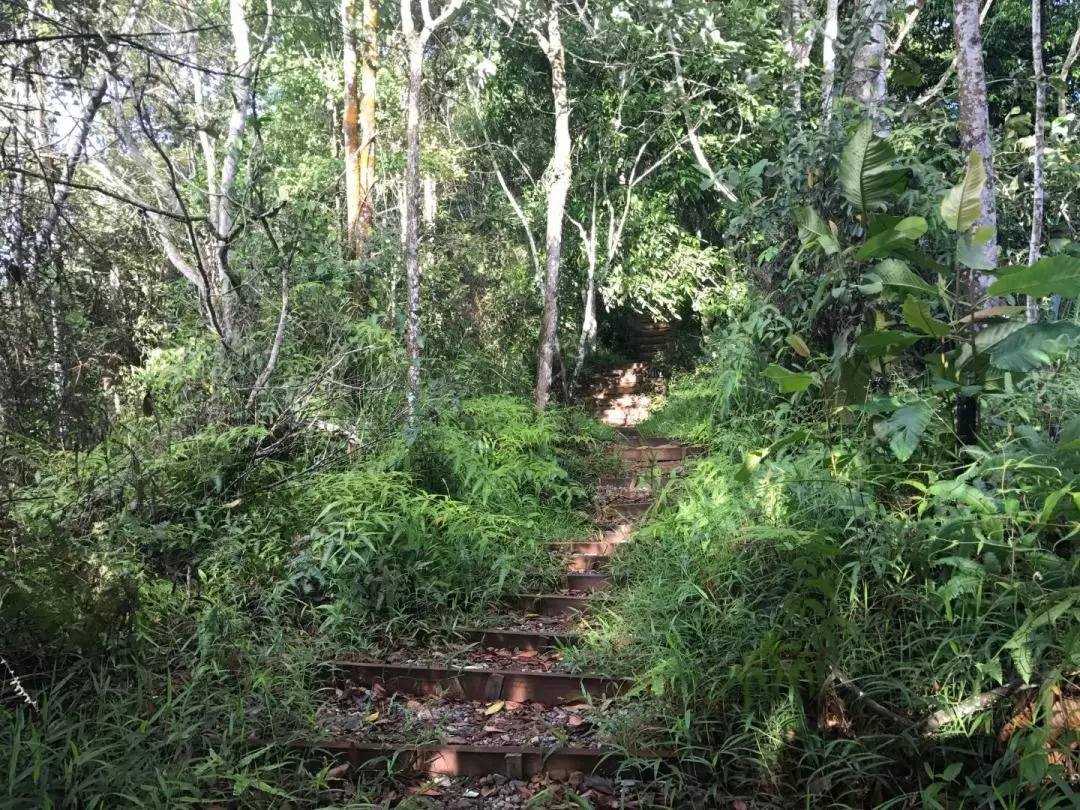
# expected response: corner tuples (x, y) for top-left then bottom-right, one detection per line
(839, 121), (908, 215)
(939, 150), (987, 232)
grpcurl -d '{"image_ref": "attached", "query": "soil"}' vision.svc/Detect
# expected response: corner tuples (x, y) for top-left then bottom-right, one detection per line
(320, 687), (606, 749)
(362, 772), (688, 809)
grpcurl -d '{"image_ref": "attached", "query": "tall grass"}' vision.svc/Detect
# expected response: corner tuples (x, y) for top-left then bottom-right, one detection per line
(1, 391), (607, 806)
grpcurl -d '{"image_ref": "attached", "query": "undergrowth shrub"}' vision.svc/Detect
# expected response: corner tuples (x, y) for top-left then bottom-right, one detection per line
(2, 383), (599, 806)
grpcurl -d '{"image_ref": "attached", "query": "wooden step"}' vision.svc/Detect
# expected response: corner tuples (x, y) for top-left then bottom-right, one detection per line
(509, 593), (591, 616)
(564, 554), (610, 572)
(619, 444), (688, 463)
(607, 501), (650, 520)
(453, 628), (575, 651)
(562, 572), (612, 592)
(548, 539), (623, 556)
(306, 739), (668, 779)
(330, 662), (629, 704)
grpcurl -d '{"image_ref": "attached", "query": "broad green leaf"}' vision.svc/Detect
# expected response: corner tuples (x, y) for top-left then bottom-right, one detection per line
(762, 364), (815, 393)
(839, 120), (907, 213)
(986, 255), (1080, 298)
(793, 206), (840, 255)
(903, 296), (950, 337)
(972, 319), (1027, 354)
(857, 275), (884, 295)
(955, 233), (996, 270)
(940, 150), (986, 232)
(952, 305), (1026, 326)
(989, 322), (1080, 371)
(871, 259), (937, 296)
(927, 479), (999, 514)
(895, 216), (929, 240)
(856, 217), (927, 260)
(886, 400), (932, 462)
(787, 334), (811, 357)
(736, 429), (814, 482)
(857, 330), (922, 349)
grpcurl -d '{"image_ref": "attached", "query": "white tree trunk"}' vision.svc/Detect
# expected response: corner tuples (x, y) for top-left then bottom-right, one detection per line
(954, 0), (998, 293)
(403, 37), (424, 426)
(822, 0), (840, 125)
(534, 2), (572, 411)
(1027, 0), (1045, 322)
(783, 0), (813, 111)
(1060, 23), (1080, 119)
(847, 0), (888, 132)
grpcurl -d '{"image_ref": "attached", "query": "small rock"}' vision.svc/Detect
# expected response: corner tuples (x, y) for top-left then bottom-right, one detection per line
(416, 709), (434, 721)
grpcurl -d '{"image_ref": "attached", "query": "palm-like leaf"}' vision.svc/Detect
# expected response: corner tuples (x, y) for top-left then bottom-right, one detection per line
(940, 150), (986, 232)
(839, 121), (906, 214)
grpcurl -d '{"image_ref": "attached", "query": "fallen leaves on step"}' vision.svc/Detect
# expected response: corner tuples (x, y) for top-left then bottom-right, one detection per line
(484, 700), (505, 715)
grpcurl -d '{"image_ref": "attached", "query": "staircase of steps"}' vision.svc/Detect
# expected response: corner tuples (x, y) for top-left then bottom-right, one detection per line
(307, 433), (701, 806)
(589, 316), (674, 430)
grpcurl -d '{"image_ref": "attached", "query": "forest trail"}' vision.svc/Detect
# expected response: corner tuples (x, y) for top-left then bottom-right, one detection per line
(312, 359), (700, 807)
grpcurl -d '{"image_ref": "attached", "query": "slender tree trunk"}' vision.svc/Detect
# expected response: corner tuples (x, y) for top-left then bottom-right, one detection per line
(358, 0), (378, 239)
(954, 0), (998, 446)
(403, 39), (424, 425)
(1027, 0), (1045, 323)
(847, 0), (888, 132)
(397, 0), (463, 426)
(891, 0), (924, 54)
(822, 0), (840, 126)
(570, 185), (599, 390)
(1060, 23), (1080, 119)
(783, 0), (812, 111)
(342, 0), (363, 257)
(667, 31), (737, 201)
(917, 0), (994, 107)
(954, 0), (998, 291)
(534, 3), (572, 411)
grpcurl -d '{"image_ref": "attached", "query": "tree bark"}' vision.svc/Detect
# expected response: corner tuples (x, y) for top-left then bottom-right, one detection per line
(847, 0), (888, 132)
(916, 0), (994, 107)
(1027, 0), (1045, 323)
(342, 0), (363, 256)
(783, 0), (813, 111)
(534, 2), (572, 411)
(403, 37), (424, 426)
(342, 0), (378, 262)
(398, 0), (464, 426)
(890, 0), (923, 54)
(954, 0), (998, 292)
(822, 0), (840, 125)
(358, 0), (378, 240)
(1060, 22), (1080, 119)
(667, 31), (737, 201)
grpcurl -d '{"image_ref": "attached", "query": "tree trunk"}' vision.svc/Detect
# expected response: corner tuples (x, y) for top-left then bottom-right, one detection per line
(358, 0), (378, 241)
(954, 0), (998, 291)
(342, 0), (363, 258)
(847, 0), (888, 132)
(570, 190), (599, 391)
(822, 0), (840, 125)
(1060, 23), (1080, 119)
(1027, 0), (1045, 323)
(915, 0), (994, 107)
(403, 38), (423, 425)
(534, 3), (572, 411)
(890, 0), (923, 54)
(783, 0), (812, 111)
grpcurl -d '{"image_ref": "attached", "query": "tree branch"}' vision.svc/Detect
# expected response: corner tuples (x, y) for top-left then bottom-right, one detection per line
(247, 217), (291, 409)
(915, 0), (994, 107)
(667, 30), (737, 202)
